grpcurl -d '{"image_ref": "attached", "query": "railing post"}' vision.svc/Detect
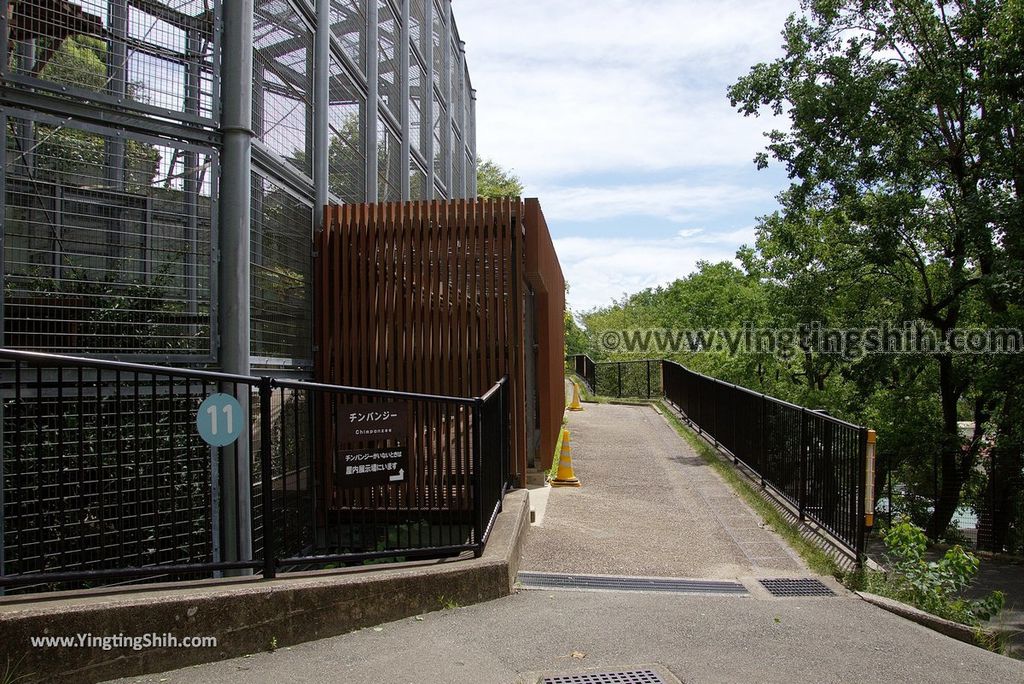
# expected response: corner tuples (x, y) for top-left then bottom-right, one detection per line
(472, 397), (484, 556)
(855, 427), (869, 565)
(617, 362), (622, 398)
(799, 407), (808, 521)
(646, 360), (652, 399)
(259, 377), (276, 579)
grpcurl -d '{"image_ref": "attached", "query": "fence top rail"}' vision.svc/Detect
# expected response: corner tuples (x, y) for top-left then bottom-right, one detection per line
(0, 348), (258, 385)
(661, 359), (865, 432)
(478, 376), (508, 403)
(272, 377), (495, 405)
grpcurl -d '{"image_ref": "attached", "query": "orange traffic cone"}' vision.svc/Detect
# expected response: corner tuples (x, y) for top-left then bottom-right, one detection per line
(568, 382), (583, 411)
(551, 429), (581, 487)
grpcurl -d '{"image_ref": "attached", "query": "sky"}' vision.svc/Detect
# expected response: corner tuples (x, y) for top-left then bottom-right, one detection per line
(455, 0), (801, 313)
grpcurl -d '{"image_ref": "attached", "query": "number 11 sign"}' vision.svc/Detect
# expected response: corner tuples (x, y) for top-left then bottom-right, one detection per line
(197, 393), (244, 447)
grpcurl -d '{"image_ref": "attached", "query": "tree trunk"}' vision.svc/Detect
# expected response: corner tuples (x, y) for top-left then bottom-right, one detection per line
(926, 355), (964, 539)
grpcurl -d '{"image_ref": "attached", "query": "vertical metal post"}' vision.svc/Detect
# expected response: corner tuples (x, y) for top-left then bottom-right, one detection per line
(855, 427), (869, 565)
(617, 362), (622, 398)
(314, 0), (331, 222)
(439, 1), (452, 193)
(219, 0), (255, 567)
(798, 408), (808, 521)
(366, 0), (380, 201)
(185, 31), (202, 326)
(456, 40), (466, 197)
(469, 88), (477, 196)
(399, 0), (411, 198)
(646, 360), (651, 399)
(423, 0), (435, 193)
(259, 378), (276, 579)
(472, 398), (484, 556)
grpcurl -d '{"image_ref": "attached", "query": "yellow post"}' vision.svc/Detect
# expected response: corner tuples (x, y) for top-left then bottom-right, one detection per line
(568, 382), (583, 411)
(551, 428), (581, 487)
(865, 429), (877, 528)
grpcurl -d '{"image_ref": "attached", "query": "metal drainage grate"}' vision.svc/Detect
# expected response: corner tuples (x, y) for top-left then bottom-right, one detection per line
(518, 572), (748, 596)
(541, 670), (666, 684)
(758, 578), (836, 597)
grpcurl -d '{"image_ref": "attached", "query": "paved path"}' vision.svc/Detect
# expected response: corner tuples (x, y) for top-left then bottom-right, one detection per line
(111, 402), (1024, 683)
(522, 403), (804, 579)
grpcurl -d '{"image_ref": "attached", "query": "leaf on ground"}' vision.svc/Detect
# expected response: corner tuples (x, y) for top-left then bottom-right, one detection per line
(373, 627), (384, 632)
(571, 650), (586, 660)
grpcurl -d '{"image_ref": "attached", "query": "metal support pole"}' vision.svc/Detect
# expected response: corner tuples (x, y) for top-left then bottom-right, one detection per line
(456, 39), (466, 197)
(472, 398), (484, 556)
(366, 0), (380, 201)
(399, 0), (411, 199)
(469, 88), (477, 196)
(423, 0), (435, 193)
(798, 408), (808, 521)
(855, 427), (869, 564)
(617, 362), (622, 398)
(219, 0), (255, 567)
(439, 2), (452, 194)
(314, 0), (330, 223)
(259, 378), (276, 579)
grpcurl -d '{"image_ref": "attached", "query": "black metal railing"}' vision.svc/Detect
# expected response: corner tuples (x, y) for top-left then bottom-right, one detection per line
(662, 360), (869, 559)
(568, 354), (596, 393)
(0, 349), (511, 593)
(594, 359), (662, 399)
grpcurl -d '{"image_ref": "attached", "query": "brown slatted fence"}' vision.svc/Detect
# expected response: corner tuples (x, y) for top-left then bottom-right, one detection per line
(316, 199), (527, 515)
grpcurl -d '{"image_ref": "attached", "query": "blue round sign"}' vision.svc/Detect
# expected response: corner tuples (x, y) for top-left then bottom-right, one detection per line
(197, 393), (243, 447)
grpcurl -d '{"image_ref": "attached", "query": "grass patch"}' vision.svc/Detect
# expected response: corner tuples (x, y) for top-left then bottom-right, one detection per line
(548, 426), (566, 480)
(655, 400), (843, 579)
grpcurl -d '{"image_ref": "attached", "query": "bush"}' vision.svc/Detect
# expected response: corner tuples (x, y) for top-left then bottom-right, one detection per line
(866, 517), (1004, 627)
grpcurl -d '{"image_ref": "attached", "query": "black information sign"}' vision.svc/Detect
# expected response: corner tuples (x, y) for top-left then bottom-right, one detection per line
(335, 447), (408, 488)
(337, 401), (408, 444)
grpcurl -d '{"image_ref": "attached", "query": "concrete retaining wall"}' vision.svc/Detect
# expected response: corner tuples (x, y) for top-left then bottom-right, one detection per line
(0, 489), (530, 683)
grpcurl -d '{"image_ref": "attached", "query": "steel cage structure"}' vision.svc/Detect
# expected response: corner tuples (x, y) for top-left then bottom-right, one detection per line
(1, 0), (477, 372)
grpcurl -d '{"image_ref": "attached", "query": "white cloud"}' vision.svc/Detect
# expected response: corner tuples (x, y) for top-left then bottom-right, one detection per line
(457, 0), (799, 185)
(558, 227), (756, 312)
(535, 180), (775, 223)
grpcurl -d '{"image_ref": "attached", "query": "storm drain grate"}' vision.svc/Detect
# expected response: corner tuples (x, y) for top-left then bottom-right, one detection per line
(541, 669), (666, 684)
(758, 578), (836, 597)
(517, 572), (748, 595)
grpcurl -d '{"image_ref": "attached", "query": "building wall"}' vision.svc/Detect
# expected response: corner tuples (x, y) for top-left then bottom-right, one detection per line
(1, 0), (476, 373)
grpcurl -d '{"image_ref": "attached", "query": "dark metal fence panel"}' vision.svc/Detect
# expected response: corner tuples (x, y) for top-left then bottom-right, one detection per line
(569, 354), (596, 393)
(0, 349), (510, 593)
(593, 359), (661, 399)
(661, 360), (869, 560)
(0, 349), (260, 592)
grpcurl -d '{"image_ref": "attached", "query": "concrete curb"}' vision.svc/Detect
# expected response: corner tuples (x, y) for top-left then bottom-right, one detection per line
(855, 591), (995, 648)
(0, 489), (530, 683)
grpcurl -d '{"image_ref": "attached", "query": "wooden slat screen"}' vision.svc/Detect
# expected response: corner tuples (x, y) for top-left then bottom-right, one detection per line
(316, 199), (528, 488)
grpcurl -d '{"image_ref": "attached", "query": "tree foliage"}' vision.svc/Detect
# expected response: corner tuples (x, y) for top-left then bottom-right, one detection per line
(579, 0), (1024, 547)
(476, 157), (524, 199)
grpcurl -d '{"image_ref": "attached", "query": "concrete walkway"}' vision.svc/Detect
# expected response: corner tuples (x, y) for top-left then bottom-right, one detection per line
(522, 403), (804, 579)
(110, 402), (1024, 683)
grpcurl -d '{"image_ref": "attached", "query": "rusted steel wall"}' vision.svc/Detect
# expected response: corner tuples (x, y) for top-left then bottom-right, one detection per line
(524, 199), (566, 471)
(316, 199), (530, 482)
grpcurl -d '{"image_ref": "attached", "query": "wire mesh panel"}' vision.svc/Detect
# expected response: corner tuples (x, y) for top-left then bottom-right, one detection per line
(593, 360), (661, 398)
(377, 0), (400, 123)
(250, 171), (312, 365)
(253, 0), (313, 176)
(330, 0), (366, 73)
(327, 52), (365, 203)
(3, 111), (216, 359)
(3, 0), (220, 122)
(376, 120), (401, 202)
(408, 55), (425, 155)
(0, 352), (249, 592)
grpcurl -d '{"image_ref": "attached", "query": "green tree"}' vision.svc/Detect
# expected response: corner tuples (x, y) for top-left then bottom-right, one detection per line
(476, 157), (524, 199)
(728, 0), (1023, 538)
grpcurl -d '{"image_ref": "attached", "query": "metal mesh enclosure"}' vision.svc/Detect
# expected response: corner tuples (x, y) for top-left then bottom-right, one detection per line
(250, 171), (312, 365)
(253, 0), (313, 176)
(3, 111), (216, 359)
(327, 53), (365, 203)
(377, 0), (400, 122)
(330, 0), (366, 72)
(4, 0), (219, 122)
(376, 121), (401, 202)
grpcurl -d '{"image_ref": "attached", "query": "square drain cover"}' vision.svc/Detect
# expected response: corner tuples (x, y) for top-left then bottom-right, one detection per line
(759, 578), (836, 597)
(541, 670), (666, 684)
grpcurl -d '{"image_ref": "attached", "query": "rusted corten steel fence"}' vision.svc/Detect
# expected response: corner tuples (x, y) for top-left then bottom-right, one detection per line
(316, 199), (564, 492)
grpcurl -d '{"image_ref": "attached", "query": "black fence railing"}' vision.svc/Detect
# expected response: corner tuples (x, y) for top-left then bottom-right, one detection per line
(661, 360), (869, 560)
(568, 356), (661, 399)
(0, 349), (511, 593)
(569, 354), (596, 393)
